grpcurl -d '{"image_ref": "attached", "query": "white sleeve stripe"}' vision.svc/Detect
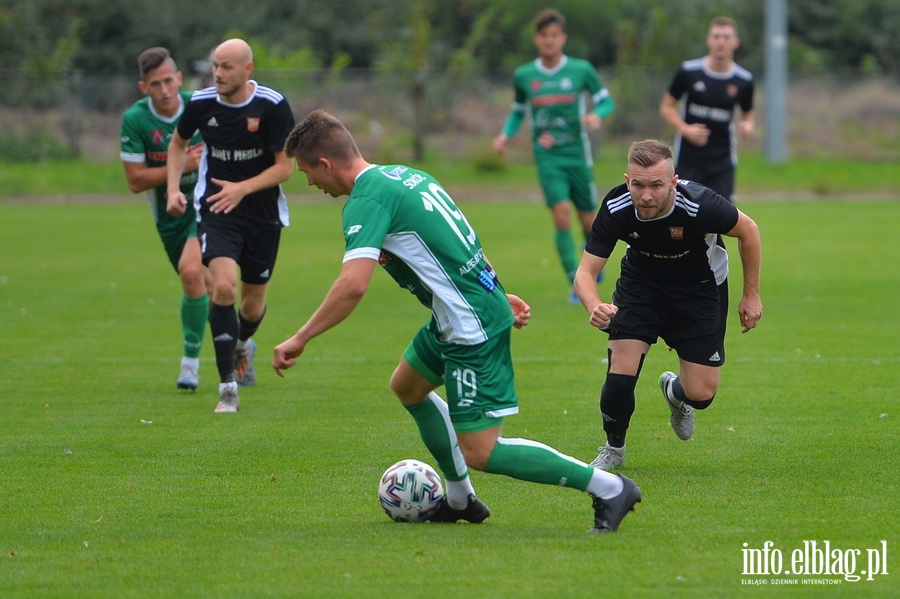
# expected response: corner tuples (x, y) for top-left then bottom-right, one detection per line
(607, 192), (633, 213)
(255, 86), (286, 103)
(674, 192), (700, 217)
(343, 247), (380, 263)
(592, 89), (610, 103)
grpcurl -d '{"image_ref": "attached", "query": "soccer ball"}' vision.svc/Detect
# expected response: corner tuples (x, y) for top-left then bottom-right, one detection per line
(377, 459), (444, 523)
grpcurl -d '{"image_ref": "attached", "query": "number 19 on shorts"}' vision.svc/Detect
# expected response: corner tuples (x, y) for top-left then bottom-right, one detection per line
(452, 368), (477, 407)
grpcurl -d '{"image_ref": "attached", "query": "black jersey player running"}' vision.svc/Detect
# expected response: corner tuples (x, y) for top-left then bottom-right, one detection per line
(167, 38), (295, 413)
(660, 16), (755, 203)
(574, 139), (762, 470)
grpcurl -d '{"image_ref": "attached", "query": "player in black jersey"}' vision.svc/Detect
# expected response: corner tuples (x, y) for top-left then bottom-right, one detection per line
(574, 139), (762, 470)
(660, 16), (755, 203)
(166, 38), (295, 413)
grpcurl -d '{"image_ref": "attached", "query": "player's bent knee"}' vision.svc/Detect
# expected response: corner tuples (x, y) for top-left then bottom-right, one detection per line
(459, 444), (492, 472)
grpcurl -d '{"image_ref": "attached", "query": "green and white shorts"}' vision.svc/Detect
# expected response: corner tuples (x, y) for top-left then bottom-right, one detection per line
(403, 325), (519, 432)
(536, 160), (598, 212)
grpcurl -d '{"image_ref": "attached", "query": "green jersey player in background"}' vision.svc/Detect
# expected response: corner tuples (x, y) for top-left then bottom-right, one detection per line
(120, 47), (208, 391)
(493, 8), (616, 303)
(273, 110), (640, 533)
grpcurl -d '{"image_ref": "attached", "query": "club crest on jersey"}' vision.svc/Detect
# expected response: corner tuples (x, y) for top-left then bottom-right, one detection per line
(727, 84), (738, 98)
(247, 117), (260, 132)
(151, 129), (165, 146)
(669, 227), (684, 240)
(530, 79), (542, 92)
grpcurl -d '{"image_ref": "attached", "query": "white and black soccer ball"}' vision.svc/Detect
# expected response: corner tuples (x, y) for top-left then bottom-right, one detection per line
(377, 459), (444, 522)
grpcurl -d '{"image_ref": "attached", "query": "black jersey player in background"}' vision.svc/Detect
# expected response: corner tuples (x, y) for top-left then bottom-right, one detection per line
(166, 38), (295, 413)
(660, 16), (755, 203)
(573, 139), (762, 470)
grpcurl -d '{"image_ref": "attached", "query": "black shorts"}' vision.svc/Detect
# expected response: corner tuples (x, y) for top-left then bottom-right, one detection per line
(606, 275), (728, 367)
(676, 159), (735, 203)
(198, 214), (282, 285)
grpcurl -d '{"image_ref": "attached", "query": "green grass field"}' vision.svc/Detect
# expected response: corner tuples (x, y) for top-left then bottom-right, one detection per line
(1, 151), (899, 198)
(2, 197), (898, 597)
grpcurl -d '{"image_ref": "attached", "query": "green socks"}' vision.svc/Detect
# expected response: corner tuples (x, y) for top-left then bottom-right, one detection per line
(484, 437), (593, 491)
(404, 393), (469, 482)
(181, 293), (209, 359)
(555, 229), (578, 283)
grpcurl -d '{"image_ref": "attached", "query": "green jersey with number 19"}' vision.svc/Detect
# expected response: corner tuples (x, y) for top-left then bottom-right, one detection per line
(342, 165), (514, 345)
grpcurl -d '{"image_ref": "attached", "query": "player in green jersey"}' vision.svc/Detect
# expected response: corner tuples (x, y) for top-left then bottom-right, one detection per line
(273, 110), (641, 532)
(120, 47), (208, 391)
(493, 8), (616, 302)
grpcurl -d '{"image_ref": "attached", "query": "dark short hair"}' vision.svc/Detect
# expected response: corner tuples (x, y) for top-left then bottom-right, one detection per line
(627, 139), (674, 168)
(535, 8), (565, 33)
(137, 47), (173, 78)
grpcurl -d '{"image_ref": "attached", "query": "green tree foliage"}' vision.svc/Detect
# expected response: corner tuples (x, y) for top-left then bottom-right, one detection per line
(0, 2), (81, 107)
(788, 0), (900, 76)
(2, 0), (896, 79)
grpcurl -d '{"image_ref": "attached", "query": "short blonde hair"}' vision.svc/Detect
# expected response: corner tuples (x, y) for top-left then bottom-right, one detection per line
(627, 139), (673, 168)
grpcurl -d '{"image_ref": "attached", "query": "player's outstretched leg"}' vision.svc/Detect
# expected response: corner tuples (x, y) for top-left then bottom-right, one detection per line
(482, 437), (640, 532)
(590, 473), (642, 533)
